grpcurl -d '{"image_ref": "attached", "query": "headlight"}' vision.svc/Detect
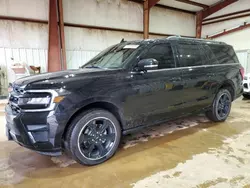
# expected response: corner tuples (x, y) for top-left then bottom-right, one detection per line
(17, 89), (69, 110)
(18, 93), (52, 109)
(18, 97), (51, 105)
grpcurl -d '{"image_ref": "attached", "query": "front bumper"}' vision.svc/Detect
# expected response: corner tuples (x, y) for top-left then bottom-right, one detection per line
(5, 104), (62, 156)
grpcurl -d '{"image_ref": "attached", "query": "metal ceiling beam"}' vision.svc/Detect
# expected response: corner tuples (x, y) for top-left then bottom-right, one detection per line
(202, 0), (238, 19)
(196, 0), (238, 38)
(148, 0), (160, 8)
(203, 13), (250, 25)
(0, 16), (47, 24)
(48, 0), (61, 72)
(208, 22), (250, 39)
(64, 23), (194, 38)
(203, 8), (250, 22)
(175, 0), (209, 9)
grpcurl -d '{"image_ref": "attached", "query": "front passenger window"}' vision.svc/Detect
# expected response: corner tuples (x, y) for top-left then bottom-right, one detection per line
(141, 44), (175, 69)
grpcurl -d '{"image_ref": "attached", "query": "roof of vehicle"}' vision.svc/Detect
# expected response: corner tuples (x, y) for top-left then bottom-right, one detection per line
(123, 36), (227, 46)
(166, 36), (227, 45)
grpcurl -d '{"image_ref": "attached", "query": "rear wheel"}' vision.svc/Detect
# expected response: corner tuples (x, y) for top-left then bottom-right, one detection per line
(65, 109), (121, 165)
(243, 94), (250, 99)
(206, 89), (232, 122)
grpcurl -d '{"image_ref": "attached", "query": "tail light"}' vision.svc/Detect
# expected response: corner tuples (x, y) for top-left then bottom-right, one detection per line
(240, 67), (244, 80)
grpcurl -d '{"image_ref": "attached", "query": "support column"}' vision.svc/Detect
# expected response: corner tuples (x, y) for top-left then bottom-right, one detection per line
(143, 0), (149, 39)
(196, 11), (203, 38)
(48, 0), (61, 72)
(58, 0), (67, 70)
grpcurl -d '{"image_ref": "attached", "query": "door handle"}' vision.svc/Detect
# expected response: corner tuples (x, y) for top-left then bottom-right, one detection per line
(170, 77), (181, 82)
(207, 73), (215, 77)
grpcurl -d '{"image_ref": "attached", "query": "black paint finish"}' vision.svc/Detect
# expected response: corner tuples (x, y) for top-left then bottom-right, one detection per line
(5, 37), (243, 155)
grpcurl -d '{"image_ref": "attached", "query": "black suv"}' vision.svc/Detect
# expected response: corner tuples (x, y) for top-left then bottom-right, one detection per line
(6, 37), (243, 165)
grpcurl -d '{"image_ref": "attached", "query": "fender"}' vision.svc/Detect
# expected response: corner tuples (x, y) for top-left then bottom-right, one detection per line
(64, 96), (126, 129)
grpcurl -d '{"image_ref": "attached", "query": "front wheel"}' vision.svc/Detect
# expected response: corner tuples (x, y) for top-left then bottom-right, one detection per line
(206, 89), (232, 122)
(65, 109), (121, 165)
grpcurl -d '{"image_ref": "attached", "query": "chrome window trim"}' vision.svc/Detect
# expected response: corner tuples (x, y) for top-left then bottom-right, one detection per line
(20, 89), (59, 112)
(130, 63), (238, 74)
(146, 63), (239, 73)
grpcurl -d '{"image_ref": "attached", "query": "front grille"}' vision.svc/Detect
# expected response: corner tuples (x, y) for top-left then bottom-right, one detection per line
(8, 84), (25, 114)
(10, 103), (21, 114)
(244, 83), (248, 89)
(8, 87), (55, 112)
(8, 96), (21, 114)
(9, 95), (18, 104)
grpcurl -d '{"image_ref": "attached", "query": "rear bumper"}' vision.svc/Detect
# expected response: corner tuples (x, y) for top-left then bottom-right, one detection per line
(243, 80), (250, 94)
(5, 105), (62, 156)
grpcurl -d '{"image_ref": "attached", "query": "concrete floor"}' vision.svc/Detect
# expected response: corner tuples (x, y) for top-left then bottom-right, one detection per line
(0, 98), (250, 188)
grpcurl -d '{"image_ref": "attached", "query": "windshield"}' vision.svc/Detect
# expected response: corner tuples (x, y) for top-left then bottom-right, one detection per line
(82, 43), (141, 69)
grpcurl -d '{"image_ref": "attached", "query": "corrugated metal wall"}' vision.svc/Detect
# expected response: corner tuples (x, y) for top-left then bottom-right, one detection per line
(0, 0), (48, 20)
(0, 48), (48, 94)
(150, 6), (195, 36)
(0, 47), (99, 82)
(63, 0), (143, 31)
(0, 0), (196, 95)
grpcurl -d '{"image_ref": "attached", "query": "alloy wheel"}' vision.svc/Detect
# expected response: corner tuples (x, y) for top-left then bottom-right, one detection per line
(77, 117), (117, 160)
(216, 93), (231, 119)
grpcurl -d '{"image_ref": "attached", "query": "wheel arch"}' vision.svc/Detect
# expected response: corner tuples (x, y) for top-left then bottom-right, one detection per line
(62, 100), (125, 140)
(217, 80), (236, 100)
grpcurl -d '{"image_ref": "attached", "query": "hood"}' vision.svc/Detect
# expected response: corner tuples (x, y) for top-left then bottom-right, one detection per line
(14, 68), (108, 89)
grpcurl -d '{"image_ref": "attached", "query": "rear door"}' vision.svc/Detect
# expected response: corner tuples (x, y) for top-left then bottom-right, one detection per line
(200, 44), (221, 103)
(202, 44), (241, 101)
(175, 41), (211, 113)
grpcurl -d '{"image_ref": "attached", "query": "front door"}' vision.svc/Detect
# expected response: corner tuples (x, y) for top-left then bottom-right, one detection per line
(123, 42), (184, 128)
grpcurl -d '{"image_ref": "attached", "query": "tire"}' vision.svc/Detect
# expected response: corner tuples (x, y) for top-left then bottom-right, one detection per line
(243, 94), (250, 99)
(206, 89), (232, 122)
(65, 109), (121, 166)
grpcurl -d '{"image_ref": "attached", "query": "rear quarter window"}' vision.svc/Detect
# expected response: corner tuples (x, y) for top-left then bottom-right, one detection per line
(209, 44), (238, 64)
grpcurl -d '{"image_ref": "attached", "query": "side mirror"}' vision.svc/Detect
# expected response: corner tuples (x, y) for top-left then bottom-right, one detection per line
(137, 58), (158, 72)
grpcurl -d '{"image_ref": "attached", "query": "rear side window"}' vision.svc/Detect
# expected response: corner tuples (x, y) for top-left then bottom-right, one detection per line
(202, 44), (218, 65)
(209, 45), (237, 64)
(176, 42), (205, 67)
(141, 44), (175, 69)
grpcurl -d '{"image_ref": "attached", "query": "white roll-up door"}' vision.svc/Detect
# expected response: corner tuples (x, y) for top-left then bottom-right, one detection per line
(236, 50), (250, 74)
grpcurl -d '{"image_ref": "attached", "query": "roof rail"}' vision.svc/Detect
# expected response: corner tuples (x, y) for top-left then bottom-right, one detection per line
(167, 35), (226, 44)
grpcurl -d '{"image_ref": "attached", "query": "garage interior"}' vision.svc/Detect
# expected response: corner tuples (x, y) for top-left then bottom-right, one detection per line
(0, 0), (250, 187)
